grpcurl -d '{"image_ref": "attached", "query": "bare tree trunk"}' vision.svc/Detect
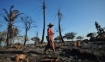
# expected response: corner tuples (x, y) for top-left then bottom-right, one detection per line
(0, 38), (2, 47)
(58, 16), (64, 42)
(6, 32), (9, 46)
(24, 29), (27, 46)
(41, 4), (46, 43)
(6, 25), (10, 46)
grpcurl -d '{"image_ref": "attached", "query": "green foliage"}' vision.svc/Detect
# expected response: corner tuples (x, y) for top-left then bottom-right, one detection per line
(63, 32), (76, 40)
(86, 33), (94, 37)
(31, 37), (40, 44)
(95, 21), (105, 41)
(95, 21), (105, 35)
(76, 36), (83, 40)
(54, 36), (60, 40)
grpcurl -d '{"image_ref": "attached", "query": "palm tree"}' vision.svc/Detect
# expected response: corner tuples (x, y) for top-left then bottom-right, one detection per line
(57, 9), (64, 42)
(0, 5), (23, 46)
(12, 26), (19, 44)
(41, 0), (46, 43)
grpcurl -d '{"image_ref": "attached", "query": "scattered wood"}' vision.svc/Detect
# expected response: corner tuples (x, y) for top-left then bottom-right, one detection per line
(15, 54), (29, 62)
(9, 43), (24, 49)
(74, 41), (80, 47)
(40, 57), (59, 62)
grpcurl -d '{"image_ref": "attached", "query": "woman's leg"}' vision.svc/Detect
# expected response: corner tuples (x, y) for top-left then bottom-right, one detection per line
(49, 36), (56, 53)
(51, 40), (55, 52)
(44, 44), (49, 53)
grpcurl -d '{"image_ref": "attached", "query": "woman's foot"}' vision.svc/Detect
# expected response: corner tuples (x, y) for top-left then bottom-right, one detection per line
(54, 51), (57, 54)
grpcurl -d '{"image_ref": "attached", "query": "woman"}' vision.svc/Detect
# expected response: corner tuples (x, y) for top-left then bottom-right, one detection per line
(44, 23), (55, 54)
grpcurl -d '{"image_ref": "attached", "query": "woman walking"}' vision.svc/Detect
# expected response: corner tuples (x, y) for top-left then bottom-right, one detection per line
(44, 23), (56, 54)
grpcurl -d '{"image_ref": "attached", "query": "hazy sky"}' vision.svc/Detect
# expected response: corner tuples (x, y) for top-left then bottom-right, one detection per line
(0, 0), (105, 41)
